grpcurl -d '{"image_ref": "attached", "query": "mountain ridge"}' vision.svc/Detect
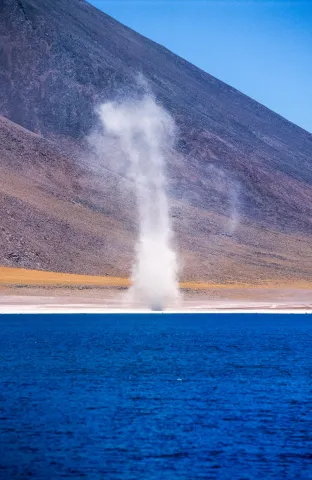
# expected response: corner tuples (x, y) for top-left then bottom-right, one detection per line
(0, 0), (312, 282)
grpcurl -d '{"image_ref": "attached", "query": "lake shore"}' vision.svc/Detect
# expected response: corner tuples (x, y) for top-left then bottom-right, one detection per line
(1, 267), (311, 313)
(0, 291), (311, 314)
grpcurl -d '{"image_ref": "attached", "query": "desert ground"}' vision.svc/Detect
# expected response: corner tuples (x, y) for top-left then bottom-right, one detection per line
(1, 267), (311, 313)
(1, 1), (312, 315)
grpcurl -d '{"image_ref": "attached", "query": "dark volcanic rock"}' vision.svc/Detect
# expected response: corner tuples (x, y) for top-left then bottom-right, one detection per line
(0, 0), (312, 281)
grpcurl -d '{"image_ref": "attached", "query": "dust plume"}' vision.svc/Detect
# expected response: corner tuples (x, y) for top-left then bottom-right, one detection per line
(96, 95), (180, 310)
(206, 164), (240, 235)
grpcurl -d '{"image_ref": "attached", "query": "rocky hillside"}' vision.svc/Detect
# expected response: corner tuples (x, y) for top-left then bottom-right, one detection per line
(1, 0), (312, 282)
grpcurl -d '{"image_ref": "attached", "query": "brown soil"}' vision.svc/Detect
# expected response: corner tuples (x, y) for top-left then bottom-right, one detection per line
(1, 1), (312, 286)
(1, 116), (312, 285)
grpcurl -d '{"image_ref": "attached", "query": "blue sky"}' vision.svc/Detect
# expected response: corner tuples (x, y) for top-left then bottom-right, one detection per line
(89, 0), (312, 133)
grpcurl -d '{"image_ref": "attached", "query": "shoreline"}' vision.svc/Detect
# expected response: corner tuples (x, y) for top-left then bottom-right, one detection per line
(0, 295), (311, 315)
(1, 309), (311, 314)
(1, 267), (312, 314)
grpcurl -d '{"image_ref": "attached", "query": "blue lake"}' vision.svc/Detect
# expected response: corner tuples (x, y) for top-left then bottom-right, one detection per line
(0, 313), (312, 479)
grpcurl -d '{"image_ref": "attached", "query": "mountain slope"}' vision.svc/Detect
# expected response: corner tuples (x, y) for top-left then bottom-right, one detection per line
(0, 0), (312, 282)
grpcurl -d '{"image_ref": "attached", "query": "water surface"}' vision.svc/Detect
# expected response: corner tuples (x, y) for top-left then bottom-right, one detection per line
(0, 313), (311, 479)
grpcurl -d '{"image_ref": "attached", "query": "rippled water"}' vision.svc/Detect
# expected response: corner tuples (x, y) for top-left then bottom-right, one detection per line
(0, 313), (312, 479)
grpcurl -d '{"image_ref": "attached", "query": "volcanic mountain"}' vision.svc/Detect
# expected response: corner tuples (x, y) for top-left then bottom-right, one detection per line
(1, 0), (312, 284)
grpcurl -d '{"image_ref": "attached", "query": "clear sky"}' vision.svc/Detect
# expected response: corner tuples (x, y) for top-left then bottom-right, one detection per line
(88, 0), (312, 133)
